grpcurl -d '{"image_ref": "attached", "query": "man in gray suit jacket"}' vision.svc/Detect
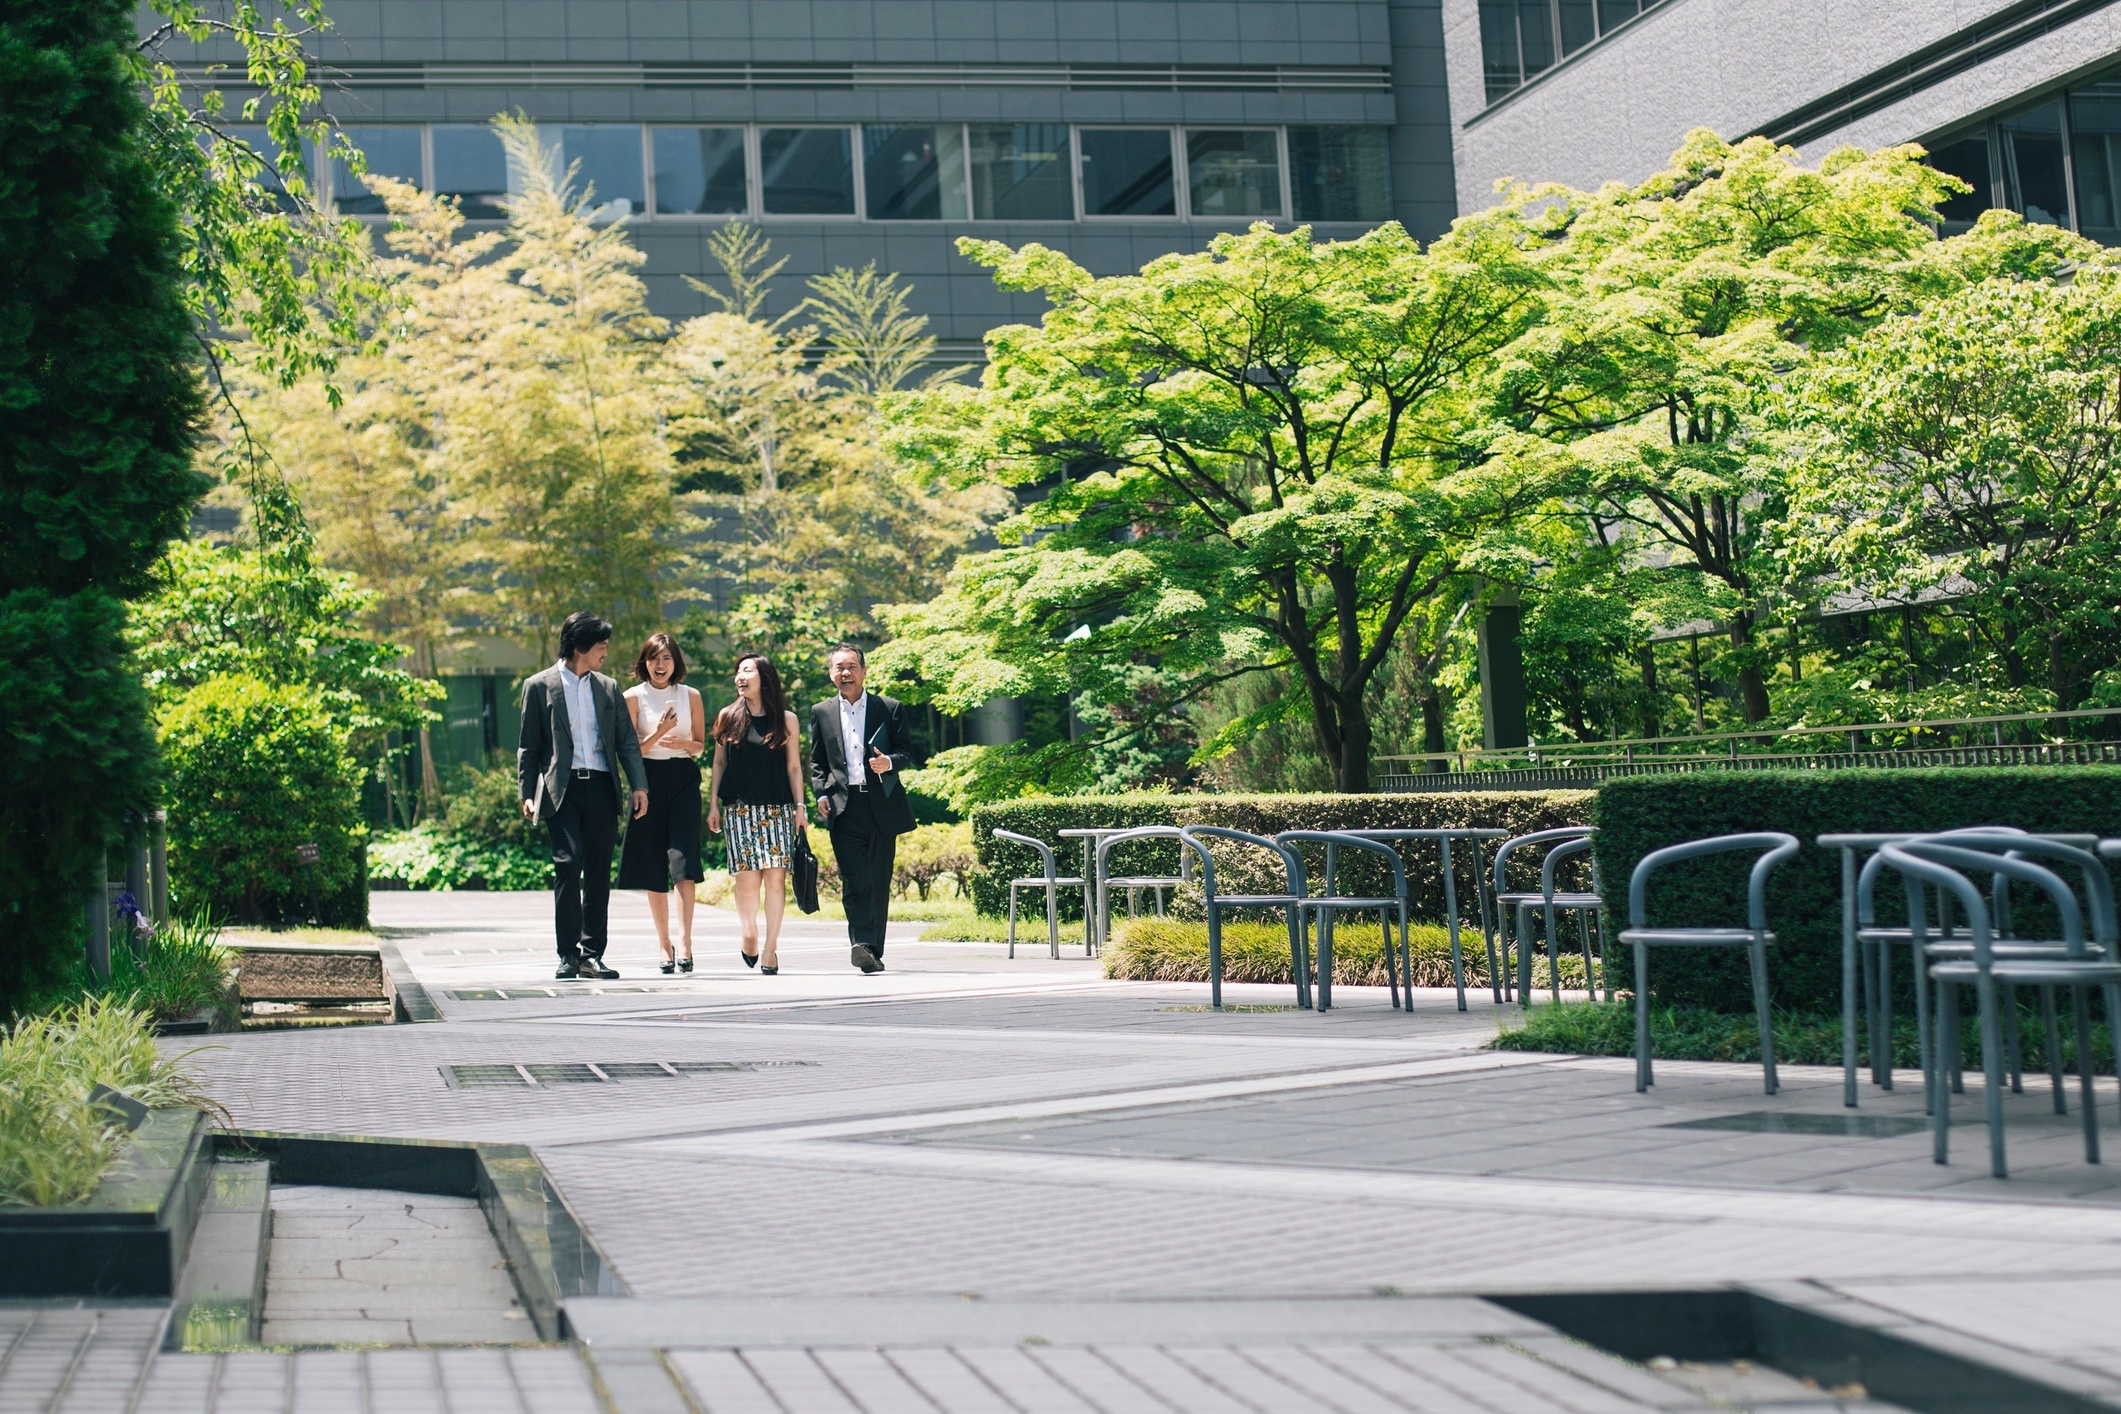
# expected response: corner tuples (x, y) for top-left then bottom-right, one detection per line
(518, 612), (648, 978)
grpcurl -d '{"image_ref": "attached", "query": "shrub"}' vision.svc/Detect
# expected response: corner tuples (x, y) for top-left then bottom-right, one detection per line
(439, 763), (543, 853)
(0, 997), (216, 1206)
(369, 825), (552, 892)
(1591, 767), (2121, 1013)
(969, 791), (1594, 921)
(1104, 917), (1586, 990)
(159, 676), (365, 923)
(892, 822), (976, 900)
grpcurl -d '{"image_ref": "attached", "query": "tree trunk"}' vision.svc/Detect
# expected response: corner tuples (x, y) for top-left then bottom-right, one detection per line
(418, 725), (442, 820)
(1728, 612), (1771, 723)
(1419, 687), (1448, 773)
(1686, 638), (1707, 733)
(1334, 695), (1373, 793)
(1637, 646), (1661, 740)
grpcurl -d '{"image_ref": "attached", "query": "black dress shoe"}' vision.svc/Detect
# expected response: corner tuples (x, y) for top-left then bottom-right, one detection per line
(555, 961), (581, 979)
(740, 950), (758, 969)
(659, 958), (676, 975)
(678, 957), (693, 973)
(585, 960), (620, 980)
(850, 945), (883, 974)
(760, 964), (778, 975)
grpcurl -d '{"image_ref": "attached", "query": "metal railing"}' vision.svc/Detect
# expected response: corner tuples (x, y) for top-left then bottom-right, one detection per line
(1377, 706), (2121, 794)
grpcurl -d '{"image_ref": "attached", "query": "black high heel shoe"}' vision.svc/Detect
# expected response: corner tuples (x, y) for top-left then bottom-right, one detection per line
(740, 950), (759, 969)
(760, 962), (778, 975)
(678, 956), (693, 973)
(658, 957), (676, 975)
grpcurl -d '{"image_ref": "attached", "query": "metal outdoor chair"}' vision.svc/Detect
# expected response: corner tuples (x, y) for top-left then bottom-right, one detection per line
(1512, 835), (1608, 1007)
(1177, 826), (1311, 1011)
(1883, 839), (2121, 1178)
(1620, 832), (1800, 1095)
(1096, 827), (1188, 945)
(1276, 831), (1412, 1013)
(1492, 826), (1596, 1006)
(991, 829), (1089, 960)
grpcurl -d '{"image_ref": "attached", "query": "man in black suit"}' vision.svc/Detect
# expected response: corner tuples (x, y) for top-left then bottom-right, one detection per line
(809, 643), (918, 973)
(518, 612), (649, 979)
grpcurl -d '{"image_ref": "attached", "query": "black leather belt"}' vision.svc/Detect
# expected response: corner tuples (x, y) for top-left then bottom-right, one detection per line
(572, 768), (610, 780)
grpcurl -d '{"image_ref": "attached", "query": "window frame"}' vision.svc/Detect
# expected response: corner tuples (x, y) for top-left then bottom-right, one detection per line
(1179, 125), (1292, 223)
(755, 124), (864, 220)
(645, 123), (754, 220)
(1073, 125), (1182, 221)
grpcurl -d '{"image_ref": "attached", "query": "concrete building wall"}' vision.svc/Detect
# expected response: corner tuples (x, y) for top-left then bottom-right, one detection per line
(1438, 0), (2031, 208)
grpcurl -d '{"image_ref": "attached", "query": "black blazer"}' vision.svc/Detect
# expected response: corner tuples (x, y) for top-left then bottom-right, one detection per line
(809, 692), (918, 836)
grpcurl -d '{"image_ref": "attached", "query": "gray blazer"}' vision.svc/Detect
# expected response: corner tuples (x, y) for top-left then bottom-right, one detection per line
(517, 663), (647, 820)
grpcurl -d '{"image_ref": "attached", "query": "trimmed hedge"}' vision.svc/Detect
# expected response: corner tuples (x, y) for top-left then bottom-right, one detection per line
(969, 791), (1594, 922)
(1591, 767), (2121, 1013)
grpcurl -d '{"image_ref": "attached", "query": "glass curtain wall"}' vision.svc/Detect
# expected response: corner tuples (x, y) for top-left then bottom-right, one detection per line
(1924, 66), (2121, 247)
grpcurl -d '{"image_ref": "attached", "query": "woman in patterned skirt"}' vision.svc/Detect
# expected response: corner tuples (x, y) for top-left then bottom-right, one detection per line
(705, 652), (806, 973)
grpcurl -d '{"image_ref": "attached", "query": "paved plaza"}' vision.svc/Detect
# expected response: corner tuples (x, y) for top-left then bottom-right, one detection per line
(14, 889), (2121, 1410)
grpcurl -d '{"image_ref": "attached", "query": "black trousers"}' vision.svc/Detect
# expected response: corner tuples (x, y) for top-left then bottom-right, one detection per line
(549, 772), (618, 962)
(829, 787), (898, 953)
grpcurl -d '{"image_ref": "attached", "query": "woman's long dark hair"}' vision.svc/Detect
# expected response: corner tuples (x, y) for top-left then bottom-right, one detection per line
(714, 652), (790, 749)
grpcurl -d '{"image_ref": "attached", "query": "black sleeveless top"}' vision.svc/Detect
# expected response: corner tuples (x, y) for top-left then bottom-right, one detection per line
(717, 713), (795, 805)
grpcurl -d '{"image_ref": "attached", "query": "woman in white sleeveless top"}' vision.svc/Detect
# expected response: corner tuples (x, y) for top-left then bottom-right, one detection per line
(616, 633), (707, 972)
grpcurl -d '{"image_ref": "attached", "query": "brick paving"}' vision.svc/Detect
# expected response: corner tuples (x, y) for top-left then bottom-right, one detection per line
(14, 889), (2121, 1409)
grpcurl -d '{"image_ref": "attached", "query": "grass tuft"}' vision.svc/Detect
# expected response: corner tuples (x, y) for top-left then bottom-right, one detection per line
(1103, 918), (1588, 990)
(0, 997), (221, 1207)
(1491, 998), (2117, 1074)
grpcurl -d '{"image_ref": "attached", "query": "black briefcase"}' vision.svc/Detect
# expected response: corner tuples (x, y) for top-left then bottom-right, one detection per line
(792, 828), (821, 915)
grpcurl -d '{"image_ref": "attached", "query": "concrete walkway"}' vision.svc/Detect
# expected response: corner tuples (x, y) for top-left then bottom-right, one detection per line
(18, 888), (2121, 1411)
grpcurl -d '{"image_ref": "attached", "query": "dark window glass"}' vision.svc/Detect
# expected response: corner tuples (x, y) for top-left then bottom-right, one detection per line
(331, 126), (423, 215)
(1558, 0), (1596, 54)
(554, 125), (644, 220)
(1288, 127), (1392, 223)
(225, 125), (301, 211)
(651, 127), (747, 215)
(1480, 0), (1521, 102)
(1516, 0), (1556, 78)
(759, 128), (856, 215)
(863, 125), (968, 220)
(968, 125), (1073, 220)
(1926, 134), (1993, 230)
(1187, 130), (1282, 219)
(1597, 0), (1641, 32)
(2000, 101), (2070, 228)
(1079, 128), (1176, 216)
(433, 124), (509, 219)
(2071, 77), (2121, 245)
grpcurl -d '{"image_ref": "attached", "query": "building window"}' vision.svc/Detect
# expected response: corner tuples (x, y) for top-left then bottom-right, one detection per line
(863, 125), (970, 220)
(1079, 128), (1176, 217)
(2073, 76), (2121, 246)
(2001, 102), (2070, 228)
(329, 126), (423, 214)
(651, 127), (748, 216)
(549, 125), (645, 221)
(432, 124), (510, 219)
(1481, 0), (1666, 104)
(1288, 127), (1392, 222)
(968, 125), (1074, 220)
(759, 128), (856, 216)
(1927, 134), (1992, 233)
(1186, 130), (1283, 219)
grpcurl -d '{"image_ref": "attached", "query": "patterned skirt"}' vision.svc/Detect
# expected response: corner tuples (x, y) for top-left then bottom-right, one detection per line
(725, 801), (803, 873)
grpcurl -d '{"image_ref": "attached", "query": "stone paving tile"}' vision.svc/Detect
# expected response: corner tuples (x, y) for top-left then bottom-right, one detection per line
(260, 1187), (532, 1348)
(136, 1349), (601, 1414)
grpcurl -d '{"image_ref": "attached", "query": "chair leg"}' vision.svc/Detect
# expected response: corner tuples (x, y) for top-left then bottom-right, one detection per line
(1931, 974), (1951, 1166)
(1634, 941), (1653, 1092)
(1948, 980), (1966, 1096)
(2003, 983), (2024, 1094)
(1545, 901), (1561, 1003)
(1577, 909), (1595, 1000)
(2043, 985), (2066, 1114)
(1877, 939), (1895, 1091)
(2105, 983), (2121, 1125)
(1401, 903), (1416, 1017)
(2073, 984), (2101, 1165)
(1208, 906), (1223, 1012)
(1915, 954), (1934, 1114)
(1597, 907), (1615, 1003)
(1482, 894), (1504, 1007)
(1976, 974), (2008, 1179)
(1045, 882), (1059, 961)
(1008, 885), (1019, 959)
(1749, 939), (1778, 1097)
(1287, 908), (1311, 1010)
(1517, 902), (1535, 1010)
(1379, 909), (1400, 1010)
(1318, 912), (1335, 1012)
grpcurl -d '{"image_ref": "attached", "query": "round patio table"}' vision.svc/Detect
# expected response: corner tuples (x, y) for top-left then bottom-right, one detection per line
(1058, 827), (1189, 955)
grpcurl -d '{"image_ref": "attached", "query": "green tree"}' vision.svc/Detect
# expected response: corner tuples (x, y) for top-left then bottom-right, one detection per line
(0, 0), (210, 1006)
(1779, 269), (2121, 711)
(1483, 133), (1981, 723)
(880, 220), (1544, 794)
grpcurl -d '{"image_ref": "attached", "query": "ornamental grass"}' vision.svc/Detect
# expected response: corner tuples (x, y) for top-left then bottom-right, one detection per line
(1104, 918), (1590, 991)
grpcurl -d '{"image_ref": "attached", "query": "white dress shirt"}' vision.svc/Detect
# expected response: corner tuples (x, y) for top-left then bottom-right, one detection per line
(558, 663), (609, 772)
(838, 692), (868, 787)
